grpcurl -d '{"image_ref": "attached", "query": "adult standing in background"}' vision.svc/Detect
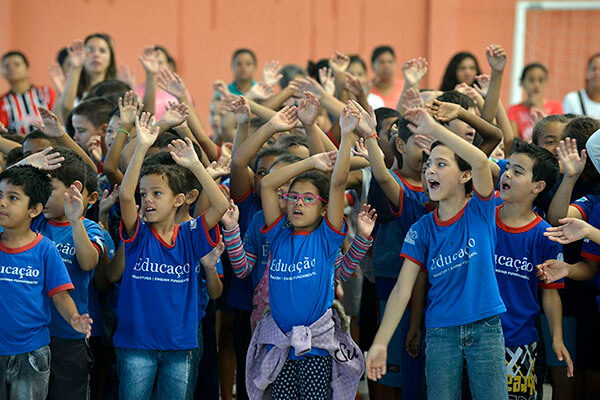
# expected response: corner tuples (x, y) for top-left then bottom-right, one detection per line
(563, 53), (600, 118)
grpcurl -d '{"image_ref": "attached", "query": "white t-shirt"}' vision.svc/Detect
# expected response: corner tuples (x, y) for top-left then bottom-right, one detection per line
(367, 93), (385, 110)
(563, 89), (600, 118)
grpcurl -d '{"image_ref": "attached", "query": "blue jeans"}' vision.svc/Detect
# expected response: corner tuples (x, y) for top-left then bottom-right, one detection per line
(186, 322), (203, 400)
(425, 315), (507, 400)
(0, 345), (50, 400)
(116, 347), (192, 400)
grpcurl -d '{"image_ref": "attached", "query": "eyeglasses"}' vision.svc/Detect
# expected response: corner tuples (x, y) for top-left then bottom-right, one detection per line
(282, 193), (327, 205)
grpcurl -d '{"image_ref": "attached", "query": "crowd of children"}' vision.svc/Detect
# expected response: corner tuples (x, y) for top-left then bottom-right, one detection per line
(1, 32), (600, 400)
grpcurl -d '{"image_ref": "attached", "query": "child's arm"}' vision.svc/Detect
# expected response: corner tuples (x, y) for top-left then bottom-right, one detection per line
(0, 134), (21, 154)
(537, 259), (599, 282)
(328, 102), (362, 230)
(228, 96), (251, 155)
(407, 107), (494, 197)
(406, 271), (427, 358)
(221, 201), (257, 279)
(261, 151), (337, 226)
(106, 244), (126, 283)
(51, 291), (93, 339)
(366, 258), (421, 380)
(542, 289), (574, 377)
(474, 75), (514, 154)
(93, 247), (112, 292)
(33, 107), (98, 174)
(169, 138), (229, 228)
(119, 112), (160, 237)
(545, 218), (600, 245)
(547, 138), (587, 225)
(365, 127), (403, 207)
(98, 184), (118, 232)
(200, 243), (225, 299)
(104, 91), (140, 185)
(139, 46), (160, 114)
(156, 102), (189, 135)
(57, 40), (85, 119)
(10, 147), (64, 170)
(430, 99), (503, 157)
(396, 58), (428, 113)
(230, 106), (298, 200)
(298, 92), (327, 155)
(481, 45), (507, 123)
(344, 73), (370, 112)
(334, 204), (376, 282)
(64, 185), (101, 271)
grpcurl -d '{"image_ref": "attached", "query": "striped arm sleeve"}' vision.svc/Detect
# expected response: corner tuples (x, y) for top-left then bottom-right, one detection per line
(222, 225), (256, 279)
(335, 234), (373, 282)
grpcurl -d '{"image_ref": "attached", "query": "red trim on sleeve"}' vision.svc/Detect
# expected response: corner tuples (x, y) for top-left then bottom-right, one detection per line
(581, 251), (600, 262)
(539, 282), (565, 289)
(571, 204), (587, 221)
(420, 267), (428, 273)
(400, 253), (423, 267)
(325, 215), (348, 236)
(345, 192), (355, 207)
(47, 283), (74, 298)
(474, 189), (493, 201)
(0, 233), (42, 253)
(216, 145), (222, 161)
(201, 212), (221, 247)
(119, 218), (140, 244)
(260, 213), (285, 234)
(91, 242), (102, 258)
(326, 130), (340, 148)
(232, 185), (252, 203)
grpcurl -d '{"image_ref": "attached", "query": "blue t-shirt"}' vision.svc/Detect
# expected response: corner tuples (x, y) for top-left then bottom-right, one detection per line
(262, 214), (347, 356)
(400, 191), (506, 328)
(581, 203), (600, 310)
(0, 234), (73, 355)
(116, 215), (219, 350)
(31, 217), (105, 339)
(245, 211), (270, 289)
(197, 259), (223, 321)
(494, 206), (564, 346)
(571, 194), (600, 222)
(88, 230), (116, 338)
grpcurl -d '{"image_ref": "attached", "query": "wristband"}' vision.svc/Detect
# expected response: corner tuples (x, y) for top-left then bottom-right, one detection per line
(118, 128), (130, 137)
(366, 133), (378, 140)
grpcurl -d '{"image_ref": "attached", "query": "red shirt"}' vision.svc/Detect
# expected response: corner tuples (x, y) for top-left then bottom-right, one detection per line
(369, 78), (404, 109)
(507, 100), (563, 142)
(0, 85), (56, 135)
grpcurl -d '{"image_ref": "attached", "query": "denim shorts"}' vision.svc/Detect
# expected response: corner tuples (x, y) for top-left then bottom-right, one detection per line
(0, 345), (51, 400)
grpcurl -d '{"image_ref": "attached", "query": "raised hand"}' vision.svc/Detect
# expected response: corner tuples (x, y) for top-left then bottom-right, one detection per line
(486, 44), (507, 73)
(226, 96), (251, 124)
(70, 313), (93, 339)
(402, 57), (428, 86)
(339, 103), (361, 135)
(160, 101), (189, 128)
(349, 100), (376, 137)
(139, 46), (160, 74)
(118, 90), (141, 129)
(319, 67), (335, 96)
(366, 344), (388, 381)
(221, 199), (240, 230)
(414, 134), (435, 155)
(404, 107), (439, 135)
(536, 259), (569, 284)
(168, 137), (200, 169)
(48, 62), (66, 93)
(157, 67), (186, 99)
(544, 217), (592, 245)
(311, 151), (337, 172)
(135, 112), (160, 147)
(67, 39), (85, 69)
(297, 92), (321, 127)
(404, 88), (425, 109)
(356, 204), (377, 239)
(530, 108), (546, 125)
(206, 159), (231, 180)
(64, 184), (85, 222)
(99, 184), (119, 216)
(15, 147), (64, 170)
(329, 51), (350, 73)
(268, 106), (298, 132)
(117, 64), (136, 89)
(344, 73), (364, 97)
(212, 80), (231, 99)
(246, 82), (274, 101)
(32, 107), (64, 138)
(201, 242), (225, 270)
(87, 135), (103, 163)
(351, 137), (369, 160)
(556, 138), (587, 178)
(295, 78), (326, 99)
(262, 60), (283, 87)
(429, 99), (460, 123)
(474, 74), (491, 96)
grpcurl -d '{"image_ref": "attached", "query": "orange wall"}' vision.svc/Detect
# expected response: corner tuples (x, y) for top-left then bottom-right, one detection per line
(1, 0), (520, 124)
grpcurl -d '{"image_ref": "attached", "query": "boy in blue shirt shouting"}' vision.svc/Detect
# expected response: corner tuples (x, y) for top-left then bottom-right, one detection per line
(0, 165), (92, 400)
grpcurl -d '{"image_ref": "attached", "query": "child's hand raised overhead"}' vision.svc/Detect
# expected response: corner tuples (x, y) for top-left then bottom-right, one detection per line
(348, 100), (376, 137)
(99, 184), (119, 217)
(14, 147), (64, 170)
(339, 103), (361, 135)
(135, 112), (160, 147)
(329, 51), (350, 73)
(557, 137), (587, 178)
(318, 67), (335, 96)
(70, 313), (93, 339)
(157, 67), (186, 99)
(221, 199), (239, 230)
(201, 242), (225, 271)
(262, 60), (283, 87)
(298, 92), (321, 127)
(168, 137), (200, 169)
(118, 64), (136, 90)
(414, 134), (435, 155)
(139, 46), (160, 75)
(33, 107), (64, 138)
(246, 82), (274, 101)
(64, 184), (85, 222)
(212, 80), (231, 99)
(351, 137), (370, 160)
(67, 40), (85, 69)
(87, 135), (103, 163)
(356, 203), (377, 239)
(474, 74), (491, 96)
(486, 44), (507, 73)
(404, 88), (425, 109)
(530, 108), (546, 125)
(160, 101), (189, 129)
(344, 73), (364, 97)
(206, 159), (231, 180)
(402, 57), (428, 86)
(428, 99), (460, 123)
(48, 62), (66, 94)
(227, 96), (251, 124)
(311, 150), (337, 172)
(404, 107), (439, 135)
(267, 106), (298, 132)
(118, 90), (141, 130)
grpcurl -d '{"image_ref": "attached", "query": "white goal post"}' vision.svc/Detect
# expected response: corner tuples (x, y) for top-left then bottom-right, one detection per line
(510, 1), (600, 104)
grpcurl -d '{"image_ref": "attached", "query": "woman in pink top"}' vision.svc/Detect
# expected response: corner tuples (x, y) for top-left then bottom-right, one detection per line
(368, 46), (404, 110)
(508, 63), (563, 142)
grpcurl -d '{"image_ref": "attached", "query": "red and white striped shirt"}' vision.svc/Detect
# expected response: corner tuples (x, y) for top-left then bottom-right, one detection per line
(0, 85), (56, 135)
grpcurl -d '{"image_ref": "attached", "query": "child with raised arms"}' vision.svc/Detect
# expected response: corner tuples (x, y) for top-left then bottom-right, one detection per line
(116, 112), (228, 399)
(367, 107), (507, 399)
